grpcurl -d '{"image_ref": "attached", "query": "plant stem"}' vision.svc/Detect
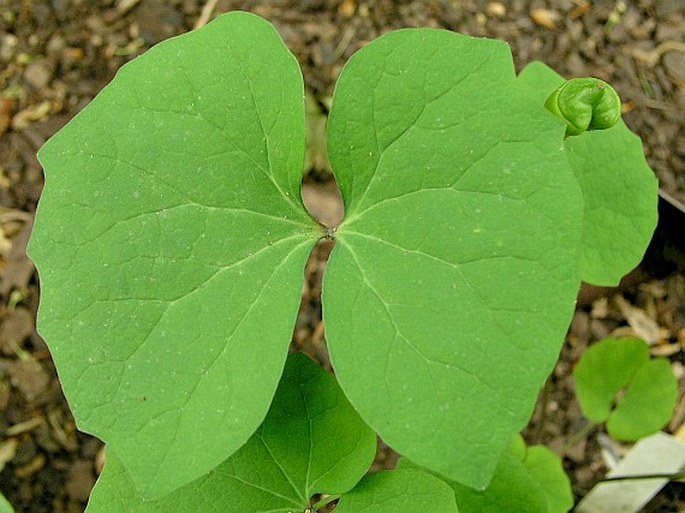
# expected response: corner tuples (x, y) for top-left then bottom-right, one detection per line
(311, 494), (340, 511)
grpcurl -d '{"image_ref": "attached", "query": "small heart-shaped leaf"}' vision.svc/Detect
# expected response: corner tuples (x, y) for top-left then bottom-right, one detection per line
(574, 337), (678, 441)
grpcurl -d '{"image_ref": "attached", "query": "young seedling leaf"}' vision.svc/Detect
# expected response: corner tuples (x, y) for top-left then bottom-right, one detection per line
(324, 27), (583, 489)
(524, 446), (575, 513)
(574, 337), (678, 441)
(544, 78), (621, 136)
(335, 469), (459, 512)
(28, 12), (320, 499)
(399, 435), (573, 513)
(518, 62), (658, 286)
(85, 353), (377, 512)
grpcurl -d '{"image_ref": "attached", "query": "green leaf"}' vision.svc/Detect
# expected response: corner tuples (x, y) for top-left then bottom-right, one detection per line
(518, 62), (658, 286)
(335, 470), (459, 512)
(518, 62), (568, 99)
(85, 353), (377, 512)
(324, 27), (583, 489)
(524, 446), (574, 513)
(565, 126), (658, 285)
(574, 337), (678, 441)
(399, 436), (573, 513)
(28, 12), (320, 499)
(0, 493), (14, 513)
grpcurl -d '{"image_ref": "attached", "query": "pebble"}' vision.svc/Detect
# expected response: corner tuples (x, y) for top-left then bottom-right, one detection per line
(0, 34), (18, 62)
(46, 34), (66, 56)
(23, 61), (52, 90)
(487, 2), (506, 18)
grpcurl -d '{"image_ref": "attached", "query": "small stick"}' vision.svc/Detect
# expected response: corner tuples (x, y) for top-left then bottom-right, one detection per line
(600, 471), (685, 483)
(195, 0), (220, 29)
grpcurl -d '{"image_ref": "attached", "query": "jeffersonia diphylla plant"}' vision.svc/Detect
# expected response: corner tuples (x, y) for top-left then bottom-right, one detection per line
(28, 11), (658, 512)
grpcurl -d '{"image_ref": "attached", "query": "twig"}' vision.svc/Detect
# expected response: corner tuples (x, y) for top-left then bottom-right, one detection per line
(628, 41), (685, 67)
(600, 471), (685, 483)
(195, 0), (220, 29)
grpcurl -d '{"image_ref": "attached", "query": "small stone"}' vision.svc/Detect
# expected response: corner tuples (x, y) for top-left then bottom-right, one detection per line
(23, 61), (52, 90)
(0, 34), (18, 62)
(567, 52), (586, 78)
(487, 2), (506, 18)
(46, 34), (66, 56)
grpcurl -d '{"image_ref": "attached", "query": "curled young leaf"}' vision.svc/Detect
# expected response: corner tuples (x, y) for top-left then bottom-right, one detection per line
(544, 78), (621, 136)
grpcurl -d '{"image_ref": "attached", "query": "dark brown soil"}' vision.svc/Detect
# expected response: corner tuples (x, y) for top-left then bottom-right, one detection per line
(1, 1), (683, 511)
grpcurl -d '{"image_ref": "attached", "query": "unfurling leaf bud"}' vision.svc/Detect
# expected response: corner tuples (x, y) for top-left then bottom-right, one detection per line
(544, 78), (621, 137)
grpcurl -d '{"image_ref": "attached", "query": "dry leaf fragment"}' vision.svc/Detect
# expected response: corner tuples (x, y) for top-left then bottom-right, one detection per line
(0, 98), (14, 136)
(571, 0), (591, 18)
(615, 296), (666, 345)
(486, 2), (506, 18)
(11, 100), (53, 129)
(0, 438), (18, 472)
(590, 296), (610, 319)
(339, 0), (356, 17)
(531, 8), (559, 29)
(116, 0), (141, 15)
(5, 416), (44, 436)
(651, 342), (682, 357)
(15, 453), (46, 478)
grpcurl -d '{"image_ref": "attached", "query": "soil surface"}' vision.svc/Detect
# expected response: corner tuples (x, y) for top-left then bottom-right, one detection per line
(1, 1), (684, 512)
